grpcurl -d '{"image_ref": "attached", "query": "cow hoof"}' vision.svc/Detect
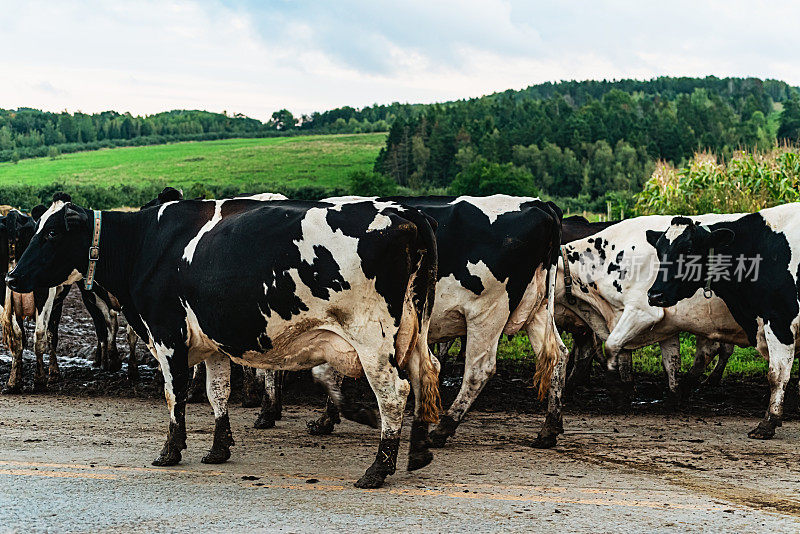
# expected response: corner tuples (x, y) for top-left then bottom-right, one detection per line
(152, 450), (182, 466)
(201, 448), (231, 464)
(307, 418), (335, 436)
(33, 380), (48, 393)
(127, 369), (139, 382)
(354, 471), (386, 489)
(529, 433), (558, 449)
(748, 426), (775, 440)
(428, 414), (458, 448)
(344, 407), (380, 429)
(253, 416), (276, 429)
(407, 450), (433, 472)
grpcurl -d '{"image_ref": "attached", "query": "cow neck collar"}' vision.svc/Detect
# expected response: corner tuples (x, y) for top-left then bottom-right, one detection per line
(85, 210), (102, 290)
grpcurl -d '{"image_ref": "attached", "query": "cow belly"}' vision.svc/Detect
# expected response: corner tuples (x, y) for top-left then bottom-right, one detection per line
(504, 265), (548, 335)
(232, 328), (363, 378)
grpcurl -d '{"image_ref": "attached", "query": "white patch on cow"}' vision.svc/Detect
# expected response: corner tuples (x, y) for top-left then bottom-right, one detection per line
(157, 201), (179, 221)
(367, 213), (392, 232)
(141, 319), (178, 422)
(449, 194), (536, 224)
(183, 200), (226, 264)
(64, 269), (83, 285)
(34, 201), (66, 234)
(237, 192), (287, 201)
(182, 300), (223, 366)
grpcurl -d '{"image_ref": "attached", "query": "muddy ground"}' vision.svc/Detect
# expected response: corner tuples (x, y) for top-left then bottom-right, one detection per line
(1, 290), (800, 531)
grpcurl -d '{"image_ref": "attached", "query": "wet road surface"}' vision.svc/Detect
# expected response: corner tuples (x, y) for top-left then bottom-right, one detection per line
(1, 396), (799, 532)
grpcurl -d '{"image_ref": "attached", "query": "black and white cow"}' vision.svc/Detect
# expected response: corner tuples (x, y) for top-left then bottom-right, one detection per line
(7, 197), (441, 488)
(647, 204), (800, 439)
(1, 209), (43, 392)
(556, 215), (745, 403)
(288, 195), (568, 448)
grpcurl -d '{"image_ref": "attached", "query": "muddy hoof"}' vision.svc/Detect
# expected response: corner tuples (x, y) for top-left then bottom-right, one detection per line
(530, 433), (558, 449)
(354, 470), (387, 489)
(201, 448), (231, 464)
(428, 415), (457, 448)
(344, 407), (380, 429)
(407, 450), (433, 472)
(253, 416), (276, 429)
(152, 450), (182, 466)
(32, 380), (48, 393)
(307, 418), (335, 436)
(748, 425), (775, 440)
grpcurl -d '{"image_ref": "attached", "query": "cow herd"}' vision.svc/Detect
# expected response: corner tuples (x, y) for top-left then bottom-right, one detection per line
(1, 190), (798, 488)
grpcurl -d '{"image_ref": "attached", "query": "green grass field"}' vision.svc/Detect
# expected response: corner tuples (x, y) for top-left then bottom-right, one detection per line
(0, 133), (387, 189)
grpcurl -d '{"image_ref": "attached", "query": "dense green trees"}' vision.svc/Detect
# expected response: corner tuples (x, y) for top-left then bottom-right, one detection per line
(374, 76), (799, 206)
(0, 109), (273, 162)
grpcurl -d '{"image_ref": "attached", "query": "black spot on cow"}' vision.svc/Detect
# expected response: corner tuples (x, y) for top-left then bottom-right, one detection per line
(607, 262), (620, 274)
(592, 238), (606, 261)
(612, 280), (622, 293)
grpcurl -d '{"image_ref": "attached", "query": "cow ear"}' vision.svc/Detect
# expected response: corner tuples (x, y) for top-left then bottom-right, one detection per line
(64, 203), (88, 231)
(645, 229), (662, 248)
(708, 228), (735, 248)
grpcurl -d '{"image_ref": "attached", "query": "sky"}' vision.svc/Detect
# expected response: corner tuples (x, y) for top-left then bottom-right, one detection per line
(2, 0), (799, 121)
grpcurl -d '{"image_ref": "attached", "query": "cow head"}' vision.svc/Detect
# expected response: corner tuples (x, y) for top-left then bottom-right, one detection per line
(646, 217), (734, 307)
(5, 201), (91, 292)
(0, 210), (38, 272)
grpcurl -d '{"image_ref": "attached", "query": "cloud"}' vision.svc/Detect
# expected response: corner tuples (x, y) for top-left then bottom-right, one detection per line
(0, 0), (798, 120)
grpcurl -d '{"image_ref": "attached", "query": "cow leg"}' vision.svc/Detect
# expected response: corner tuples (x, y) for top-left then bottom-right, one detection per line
(273, 370), (284, 420)
(680, 337), (718, 395)
(406, 345), (439, 472)
(703, 343), (733, 387)
(126, 325), (139, 380)
(354, 354), (409, 489)
(47, 286), (68, 385)
(254, 370), (278, 428)
(604, 350), (634, 411)
(748, 327), (794, 440)
(106, 310), (121, 372)
(307, 364), (378, 435)
(241, 366), (261, 408)
(429, 321), (504, 448)
(187, 362), (207, 403)
(659, 336), (681, 406)
(201, 353), (234, 464)
(152, 344), (189, 466)
(564, 331), (598, 395)
(4, 314), (25, 394)
(526, 310), (570, 449)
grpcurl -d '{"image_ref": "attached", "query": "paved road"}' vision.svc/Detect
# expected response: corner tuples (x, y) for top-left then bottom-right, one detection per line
(1, 395), (798, 532)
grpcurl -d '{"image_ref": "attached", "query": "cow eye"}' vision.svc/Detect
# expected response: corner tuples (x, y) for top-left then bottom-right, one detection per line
(46, 230), (57, 239)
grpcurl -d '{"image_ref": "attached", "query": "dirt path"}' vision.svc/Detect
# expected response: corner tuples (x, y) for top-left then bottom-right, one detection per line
(1, 395), (798, 532)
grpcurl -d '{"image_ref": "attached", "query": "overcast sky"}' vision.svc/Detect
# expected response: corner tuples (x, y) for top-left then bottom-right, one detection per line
(2, 1), (798, 120)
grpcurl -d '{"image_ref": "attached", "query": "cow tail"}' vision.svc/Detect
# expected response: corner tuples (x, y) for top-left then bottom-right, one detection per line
(532, 202), (564, 400)
(406, 209), (441, 424)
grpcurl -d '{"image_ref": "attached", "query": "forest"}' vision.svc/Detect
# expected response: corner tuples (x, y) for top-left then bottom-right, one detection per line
(3, 76), (800, 214)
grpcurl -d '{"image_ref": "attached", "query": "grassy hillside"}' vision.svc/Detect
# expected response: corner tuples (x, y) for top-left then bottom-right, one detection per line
(0, 133), (386, 189)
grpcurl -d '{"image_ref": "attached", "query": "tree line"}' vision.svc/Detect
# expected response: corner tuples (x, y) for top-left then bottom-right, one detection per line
(372, 76), (800, 210)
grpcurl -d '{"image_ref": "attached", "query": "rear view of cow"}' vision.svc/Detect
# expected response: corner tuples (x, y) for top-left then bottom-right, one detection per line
(7, 197), (440, 489)
(293, 195), (568, 448)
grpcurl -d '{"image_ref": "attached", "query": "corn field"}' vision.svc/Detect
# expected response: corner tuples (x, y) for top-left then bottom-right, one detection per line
(634, 145), (800, 215)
